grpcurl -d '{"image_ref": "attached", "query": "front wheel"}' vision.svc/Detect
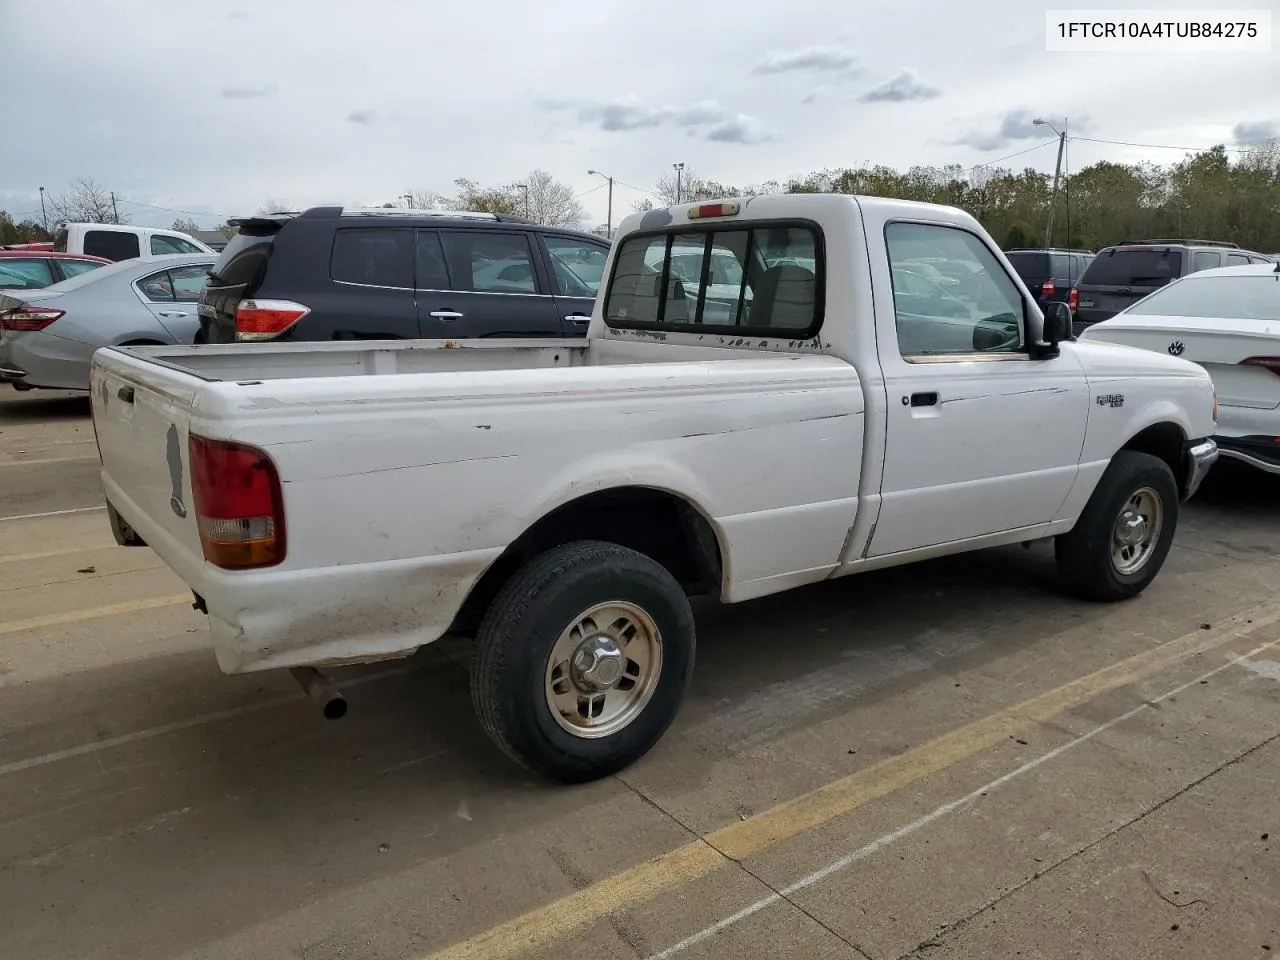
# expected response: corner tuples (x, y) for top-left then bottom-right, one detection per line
(1055, 450), (1178, 602)
(470, 540), (695, 783)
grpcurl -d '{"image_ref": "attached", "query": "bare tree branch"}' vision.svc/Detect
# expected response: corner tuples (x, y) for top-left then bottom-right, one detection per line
(46, 177), (125, 224)
(522, 169), (585, 227)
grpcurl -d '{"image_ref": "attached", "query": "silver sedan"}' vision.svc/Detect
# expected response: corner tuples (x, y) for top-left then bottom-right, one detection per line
(0, 253), (216, 391)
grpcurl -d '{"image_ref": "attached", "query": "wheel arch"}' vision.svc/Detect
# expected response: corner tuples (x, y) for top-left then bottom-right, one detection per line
(1118, 420), (1189, 494)
(449, 485), (726, 636)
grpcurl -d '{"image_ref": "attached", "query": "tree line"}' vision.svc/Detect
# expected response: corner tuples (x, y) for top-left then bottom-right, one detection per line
(634, 140), (1280, 254)
(5, 141), (1278, 253)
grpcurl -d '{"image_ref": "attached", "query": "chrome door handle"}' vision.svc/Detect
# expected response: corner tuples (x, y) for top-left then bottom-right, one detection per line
(563, 314), (590, 323)
(429, 310), (464, 319)
(158, 311), (189, 318)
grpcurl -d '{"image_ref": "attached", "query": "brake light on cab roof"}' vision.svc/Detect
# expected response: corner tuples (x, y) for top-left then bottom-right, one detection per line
(687, 202), (740, 220)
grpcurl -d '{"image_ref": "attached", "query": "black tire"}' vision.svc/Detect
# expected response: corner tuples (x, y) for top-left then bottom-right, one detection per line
(107, 502), (147, 547)
(470, 540), (695, 783)
(1055, 450), (1178, 602)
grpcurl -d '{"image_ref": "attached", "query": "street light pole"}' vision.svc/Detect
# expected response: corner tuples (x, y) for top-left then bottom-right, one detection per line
(587, 170), (613, 238)
(672, 162), (684, 204)
(1033, 117), (1067, 247)
(38, 186), (47, 232)
(402, 193), (413, 209)
(515, 183), (529, 219)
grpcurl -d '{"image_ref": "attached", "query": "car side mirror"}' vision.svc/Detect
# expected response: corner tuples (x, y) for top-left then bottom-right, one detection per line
(1041, 301), (1072, 345)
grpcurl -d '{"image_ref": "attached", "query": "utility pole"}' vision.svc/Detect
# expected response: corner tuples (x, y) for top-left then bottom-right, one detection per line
(673, 162), (684, 204)
(110, 191), (120, 224)
(515, 183), (529, 219)
(1033, 117), (1067, 247)
(38, 186), (47, 232)
(587, 170), (613, 238)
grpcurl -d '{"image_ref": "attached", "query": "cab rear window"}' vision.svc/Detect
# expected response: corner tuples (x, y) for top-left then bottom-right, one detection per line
(604, 221), (823, 337)
(1080, 249), (1183, 287)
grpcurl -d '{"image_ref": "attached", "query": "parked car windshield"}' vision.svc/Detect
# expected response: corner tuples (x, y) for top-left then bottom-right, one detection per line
(1126, 274), (1280, 322)
(1080, 249), (1183, 287)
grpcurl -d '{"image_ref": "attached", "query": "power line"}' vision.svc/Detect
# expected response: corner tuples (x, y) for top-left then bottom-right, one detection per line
(1070, 135), (1259, 156)
(118, 198), (234, 219)
(973, 139), (1060, 170)
(573, 182), (607, 200)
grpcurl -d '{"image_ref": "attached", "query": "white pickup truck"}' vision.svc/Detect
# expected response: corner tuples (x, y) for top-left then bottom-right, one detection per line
(89, 194), (1219, 782)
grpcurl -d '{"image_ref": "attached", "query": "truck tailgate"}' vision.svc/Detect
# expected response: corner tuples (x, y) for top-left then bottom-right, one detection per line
(90, 348), (207, 583)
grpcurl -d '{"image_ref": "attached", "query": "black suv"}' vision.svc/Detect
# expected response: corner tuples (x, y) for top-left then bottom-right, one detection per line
(1003, 248), (1094, 316)
(1073, 239), (1273, 333)
(198, 207), (612, 343)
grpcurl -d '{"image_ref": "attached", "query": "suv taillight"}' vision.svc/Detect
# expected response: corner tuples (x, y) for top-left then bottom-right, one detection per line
(234, 299), (309, 341)
(0, 306), (64, 331)
(1242, 357), (1280, 377)
(1068, 287), (1078, 311)
(189, 434), (286, 569)
(1041, 279), (1056, 297)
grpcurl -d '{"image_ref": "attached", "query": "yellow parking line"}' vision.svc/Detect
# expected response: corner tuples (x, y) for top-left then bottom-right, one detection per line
(0, 594), (192, 637)
(420, 602), (1280, 960)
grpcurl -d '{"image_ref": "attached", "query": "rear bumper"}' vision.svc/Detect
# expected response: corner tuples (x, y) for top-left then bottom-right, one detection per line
(1215, 435), (1280, 475)
(105, 475), (499, 675)
(1184, 438), (1219, 498)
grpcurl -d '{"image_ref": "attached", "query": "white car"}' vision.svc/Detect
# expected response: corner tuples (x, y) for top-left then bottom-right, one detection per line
(89, 193), (1217, 782)
(1079, 263), (1279, 475)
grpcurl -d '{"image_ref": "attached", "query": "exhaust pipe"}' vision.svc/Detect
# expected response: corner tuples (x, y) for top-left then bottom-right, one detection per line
(290, 667), (348, 720)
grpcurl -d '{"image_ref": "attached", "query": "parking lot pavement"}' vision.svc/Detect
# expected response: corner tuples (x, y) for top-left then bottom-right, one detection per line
(2, 385), (1278, 960)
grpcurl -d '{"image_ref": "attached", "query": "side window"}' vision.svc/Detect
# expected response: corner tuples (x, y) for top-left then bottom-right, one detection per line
(414, 230), (450, 290)
(331, 228), (413, 288)
(58, 258), (104, 279)
(544, 236), (609, 297)
(168, 264), (211, 301)
(443, 232), (539, 294)
(0, 258), (56, 289)
(1192, 251), (1221, 272)
(151, 234), (186, 256)
(1226, 253), (1249, 266)
(137, 269), (176, 302)
(84, 230), (140, 261)
(1050, 253), (1071, 278)
(886, 222), (1024, 358)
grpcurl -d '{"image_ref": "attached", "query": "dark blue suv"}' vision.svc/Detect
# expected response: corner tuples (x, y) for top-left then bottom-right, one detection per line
(198, 207), (612, 344)
(1003, 249), (1094, 320)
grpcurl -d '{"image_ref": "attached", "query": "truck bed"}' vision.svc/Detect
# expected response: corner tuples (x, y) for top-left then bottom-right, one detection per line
(90, 336), (866, 675)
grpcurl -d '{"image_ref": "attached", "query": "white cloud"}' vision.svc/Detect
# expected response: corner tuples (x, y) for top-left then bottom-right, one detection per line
(859, 69), (941, 104)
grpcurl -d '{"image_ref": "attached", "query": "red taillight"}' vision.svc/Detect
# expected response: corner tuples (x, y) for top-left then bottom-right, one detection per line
(189, 434), (286, 569)
(1242, 357), (1280, 376)
(0, 306), (64, 331)
(1068, 287), (1078, 311)
(234, 299), (309, 341)
(1041, 279), (1056, 297)
(687, 201), (740, 220)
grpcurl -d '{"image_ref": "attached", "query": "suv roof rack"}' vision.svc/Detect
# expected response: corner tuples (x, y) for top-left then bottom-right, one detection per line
(1115, 238), (1240, 248)
(1005, 247), (1094, 254)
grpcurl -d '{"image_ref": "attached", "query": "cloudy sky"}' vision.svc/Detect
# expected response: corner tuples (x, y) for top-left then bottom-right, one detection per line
(4, 0), (1277, 231)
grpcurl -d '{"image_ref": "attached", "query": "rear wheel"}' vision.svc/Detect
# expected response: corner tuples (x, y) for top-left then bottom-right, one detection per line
(107, 502), (146, 547)
(1055, 451), (1178, 602)
(470, 540), (695, 783)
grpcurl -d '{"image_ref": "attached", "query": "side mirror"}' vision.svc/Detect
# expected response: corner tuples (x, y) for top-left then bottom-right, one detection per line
(1041, 301), (1073, 345)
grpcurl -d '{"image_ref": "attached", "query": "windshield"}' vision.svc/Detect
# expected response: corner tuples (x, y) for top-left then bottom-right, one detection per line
(1081, 249), (1183, 287)
(1126, 274), (1280, 321)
